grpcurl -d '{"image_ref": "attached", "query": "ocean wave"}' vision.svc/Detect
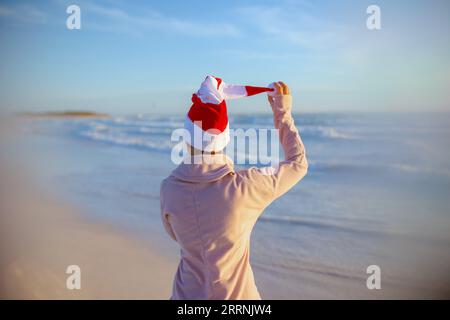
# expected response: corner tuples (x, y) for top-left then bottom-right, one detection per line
(78, 129), (174, 152)
(259, 214), (386, 236)
(309, 160), (450, 177)
(56, 115), (449, 179)
(301, 125), (359, 140)
(80, 119), (179, 138)
(318, 126), (357, 139)
(80, 116), (361, 154)
(77, 119), (450, 177)
(391, 163), (450, 177)
(258, 213), (450, 249)
(111, 116), (183, 129)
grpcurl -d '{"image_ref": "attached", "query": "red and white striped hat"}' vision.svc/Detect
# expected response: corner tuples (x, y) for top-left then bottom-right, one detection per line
(185, 75), (273, 152)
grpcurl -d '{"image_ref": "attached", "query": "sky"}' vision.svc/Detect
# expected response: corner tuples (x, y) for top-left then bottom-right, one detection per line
(0, 0), (449, 114)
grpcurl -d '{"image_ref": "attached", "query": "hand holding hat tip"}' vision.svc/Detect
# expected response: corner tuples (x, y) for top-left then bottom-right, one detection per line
(268, 81), (290, 105)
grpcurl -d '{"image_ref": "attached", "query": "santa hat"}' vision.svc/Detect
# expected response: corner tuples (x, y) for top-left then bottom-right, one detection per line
(185, 75), (273, 152)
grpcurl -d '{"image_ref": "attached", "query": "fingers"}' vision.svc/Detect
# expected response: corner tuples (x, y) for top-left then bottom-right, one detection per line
(268, 81), (290, 107)
(273, 81), (290, 95)
(279, 81), (290, 95)
(273, 82), (283, 95)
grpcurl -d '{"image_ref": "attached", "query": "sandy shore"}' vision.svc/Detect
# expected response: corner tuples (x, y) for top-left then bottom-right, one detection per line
(0, 155), (177, 299)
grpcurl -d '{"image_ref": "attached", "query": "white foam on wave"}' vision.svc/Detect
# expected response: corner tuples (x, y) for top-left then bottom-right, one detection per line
(299, 125), (359, 140)
(77, 117), (184, 151)
(111, 116), (183, 129)
(79, 128), (173, 151)
(316, 126), (358, 140)
(392, 163), (450, 177)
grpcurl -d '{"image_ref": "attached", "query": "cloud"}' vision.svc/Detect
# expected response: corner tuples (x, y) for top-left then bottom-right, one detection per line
(84, 3), (240, 37)
(1, 1), (240, 37)
(0, 5), (14, 16)
(0, 4), (47, 24)
(217, 49), (296, 61)
(235, 4), (346, 50)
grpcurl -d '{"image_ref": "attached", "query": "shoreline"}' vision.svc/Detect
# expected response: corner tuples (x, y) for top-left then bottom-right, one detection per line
(18, 111), (110, 119)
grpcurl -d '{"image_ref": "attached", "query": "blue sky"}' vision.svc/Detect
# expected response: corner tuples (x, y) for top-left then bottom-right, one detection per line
(0, 0), (449, 114)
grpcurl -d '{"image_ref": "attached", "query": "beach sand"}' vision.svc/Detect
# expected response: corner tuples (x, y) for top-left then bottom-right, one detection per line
(0, 157), (177, 299)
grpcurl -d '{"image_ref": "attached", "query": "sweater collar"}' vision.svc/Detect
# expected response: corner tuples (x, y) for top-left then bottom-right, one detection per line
(171, 153), (235, 183)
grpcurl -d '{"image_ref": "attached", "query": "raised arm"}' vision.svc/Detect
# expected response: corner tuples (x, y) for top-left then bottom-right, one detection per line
(238, 82), (308, 206)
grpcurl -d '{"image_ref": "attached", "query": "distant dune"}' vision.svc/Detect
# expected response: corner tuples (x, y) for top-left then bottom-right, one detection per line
(21, 111), (110, 119)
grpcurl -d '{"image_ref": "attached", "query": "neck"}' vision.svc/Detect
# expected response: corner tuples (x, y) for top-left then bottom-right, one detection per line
(188, 145), (220, 156)
(183, 149), (229, 165)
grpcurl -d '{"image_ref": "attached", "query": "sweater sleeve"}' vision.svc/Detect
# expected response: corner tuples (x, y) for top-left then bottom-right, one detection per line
(237, 94), (308, 207)
(160, 181), (178, 242)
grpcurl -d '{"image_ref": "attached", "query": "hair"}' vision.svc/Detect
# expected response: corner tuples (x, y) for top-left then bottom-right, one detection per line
(186, 143), (217, 155)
